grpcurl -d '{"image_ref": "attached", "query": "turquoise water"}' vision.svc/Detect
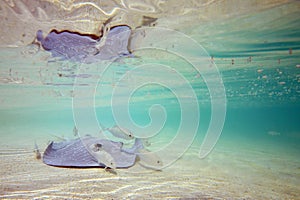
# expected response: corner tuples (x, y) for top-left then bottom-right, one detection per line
(1, 2), (300, 199)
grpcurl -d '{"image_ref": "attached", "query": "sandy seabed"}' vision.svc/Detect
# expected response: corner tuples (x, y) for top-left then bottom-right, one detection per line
(0, 136), (299, 200)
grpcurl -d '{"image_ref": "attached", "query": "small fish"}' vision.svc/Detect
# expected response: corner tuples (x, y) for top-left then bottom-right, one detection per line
(91, 143), (103, 152)
(73, 126), (78, 137)
(137, 149), (163, 170)
(268, 131), (281, 136)
(105, 125), (134, 140)
(34, 141), (41, 160)
(142, 139), (151, 147)
(89, 143), (116, 169)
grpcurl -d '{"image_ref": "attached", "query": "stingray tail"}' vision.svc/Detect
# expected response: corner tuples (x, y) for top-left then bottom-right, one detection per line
(122, 138), (144, 154)
(33, 140), (41, 160)
(134, 138), (144, 152)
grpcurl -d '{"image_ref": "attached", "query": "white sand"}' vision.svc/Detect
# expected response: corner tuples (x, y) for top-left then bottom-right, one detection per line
(0, 135), (299, 199)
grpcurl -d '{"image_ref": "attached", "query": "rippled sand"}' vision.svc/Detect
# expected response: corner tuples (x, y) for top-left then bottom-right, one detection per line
(1, 137), (299, 199)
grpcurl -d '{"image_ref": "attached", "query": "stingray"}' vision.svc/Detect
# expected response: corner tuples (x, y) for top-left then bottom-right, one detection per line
(36, 25), (132, 63)
(43, 136), (143, 168)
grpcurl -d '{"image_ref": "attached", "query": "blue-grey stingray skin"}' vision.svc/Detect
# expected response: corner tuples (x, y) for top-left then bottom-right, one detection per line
(36, 26), (132, 63)
(43, 136), (143, 168)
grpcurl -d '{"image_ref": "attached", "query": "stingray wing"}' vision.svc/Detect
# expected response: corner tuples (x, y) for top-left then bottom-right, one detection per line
(39, 26), (131, 63)
(43, 136), (136, 168)
(43, 139), (101, 167)
(41, 31), (97, 62)
(94, 26), (132, 59)
(83, 137), (137, 168)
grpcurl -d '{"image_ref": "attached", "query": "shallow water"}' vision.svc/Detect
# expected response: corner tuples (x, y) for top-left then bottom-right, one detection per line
(1, 1), (300, 199)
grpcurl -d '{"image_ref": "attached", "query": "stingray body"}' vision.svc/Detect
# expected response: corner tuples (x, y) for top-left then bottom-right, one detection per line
(36, 26), (132, 63)
(43, 136), (143, 168)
